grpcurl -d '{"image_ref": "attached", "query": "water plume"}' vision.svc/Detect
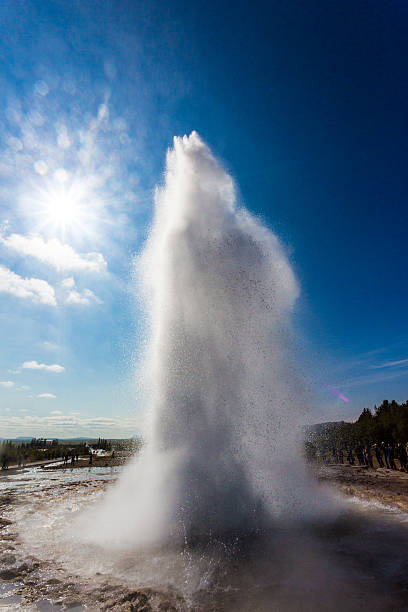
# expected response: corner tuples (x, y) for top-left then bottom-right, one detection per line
(84, 131), (319, 548)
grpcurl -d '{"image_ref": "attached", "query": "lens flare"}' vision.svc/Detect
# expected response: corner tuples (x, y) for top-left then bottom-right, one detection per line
(327, 385), (350, 403)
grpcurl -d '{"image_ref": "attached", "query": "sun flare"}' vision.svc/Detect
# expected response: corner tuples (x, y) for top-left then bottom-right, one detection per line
(29, 177), (99, 239)
(46, 191), (80, 228)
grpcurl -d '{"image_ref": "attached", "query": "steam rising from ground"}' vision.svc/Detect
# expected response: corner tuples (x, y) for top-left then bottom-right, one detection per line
(84, 132), (322, 548)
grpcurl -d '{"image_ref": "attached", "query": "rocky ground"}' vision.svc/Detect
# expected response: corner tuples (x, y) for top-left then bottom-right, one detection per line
(2, 462), (408, 610)
(0, 470), (186, 611)
(314, 462), (408, 512)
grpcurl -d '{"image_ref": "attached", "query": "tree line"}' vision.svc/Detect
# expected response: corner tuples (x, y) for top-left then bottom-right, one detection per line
(307, 399), (408, 453)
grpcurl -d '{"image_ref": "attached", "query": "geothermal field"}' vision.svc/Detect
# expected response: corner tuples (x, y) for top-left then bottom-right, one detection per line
(1, 135), (408, 611)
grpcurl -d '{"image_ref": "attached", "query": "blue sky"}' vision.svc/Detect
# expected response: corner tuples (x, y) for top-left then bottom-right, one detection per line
(0, 1), (407, 437)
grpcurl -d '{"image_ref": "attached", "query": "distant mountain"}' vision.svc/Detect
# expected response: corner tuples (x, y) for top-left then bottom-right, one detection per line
(307, 421), (346, 432)
(0, 436), (135, 443)
(60, 437), (98, 441)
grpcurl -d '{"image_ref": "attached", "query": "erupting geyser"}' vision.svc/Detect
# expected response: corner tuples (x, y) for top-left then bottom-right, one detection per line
(85, 132), (318, 548)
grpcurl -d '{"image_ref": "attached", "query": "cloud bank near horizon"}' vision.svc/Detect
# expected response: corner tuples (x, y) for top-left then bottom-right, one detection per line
(0, 412), (141, 438)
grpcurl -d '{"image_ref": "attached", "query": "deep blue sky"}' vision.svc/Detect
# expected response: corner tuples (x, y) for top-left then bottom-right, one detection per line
(0, 1), (407, 435)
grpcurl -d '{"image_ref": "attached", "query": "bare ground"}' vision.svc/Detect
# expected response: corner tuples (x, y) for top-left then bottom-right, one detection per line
(314, 462), (408, 512)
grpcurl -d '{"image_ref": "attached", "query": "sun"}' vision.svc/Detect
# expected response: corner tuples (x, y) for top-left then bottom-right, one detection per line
(41, 185), (84, 233)
(46, 191), (79, 227)
(30, 176), (97, 239)
(22, 165), (106, 242)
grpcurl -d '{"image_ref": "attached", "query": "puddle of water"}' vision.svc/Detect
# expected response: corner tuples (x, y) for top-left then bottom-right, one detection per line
(35, 598), (63, 611)
(0, 593), (23, 606)
(0, 465), (121, 494)
(0, 582), (21, 595)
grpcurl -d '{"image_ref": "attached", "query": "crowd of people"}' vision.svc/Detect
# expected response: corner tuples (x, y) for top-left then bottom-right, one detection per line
(1, 453), (28, 470)
(1, 449), (93, 470)
(309, 441), (408, 471)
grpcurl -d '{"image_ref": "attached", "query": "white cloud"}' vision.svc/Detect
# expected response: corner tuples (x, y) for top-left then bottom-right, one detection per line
(0, 264), (56, 306)
(22, 361), (65, 373)
(37, 393), (57, 399)
(0, 381), (14, 388)
(1, 233), (107, 274)
(42, 341), (60, 351)
(50, 410), (62, 415)
(61, 277), (103, 306)
(61, 277), (75, 289)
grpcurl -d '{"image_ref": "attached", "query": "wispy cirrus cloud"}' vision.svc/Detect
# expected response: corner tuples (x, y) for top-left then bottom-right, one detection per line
(22, 361), (65, 373)
(61, 277), (102, 306)
(0, 264), (56, 306)
(37, 393), (56, 399)
(336, 368), (408, 390)
(0, 381), (14, 388)
(371, 358), (408, 370)
(1, 233), (107, 274)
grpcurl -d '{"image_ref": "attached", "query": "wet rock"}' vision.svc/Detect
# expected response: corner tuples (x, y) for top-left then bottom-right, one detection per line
(16, 562), (33, 574)
(158, 602), (179, 612)
(0, 567), (21, 579)
(101, 590), (152, 611)
(0, 495), (15, 507)
(64, 601), (84, 609)
(1, 553), (16, 564)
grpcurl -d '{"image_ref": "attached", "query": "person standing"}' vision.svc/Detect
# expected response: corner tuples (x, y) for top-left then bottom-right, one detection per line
(397, 443), (407, 471)
(388, 443), (397, 470)
(365, 445), (373, 468)
(374, 444), (384, 468)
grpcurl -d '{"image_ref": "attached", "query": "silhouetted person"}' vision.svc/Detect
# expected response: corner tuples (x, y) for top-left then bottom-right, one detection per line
(388, 443), (397, 470)
(397, 443), (407, 471)
(346, 448), (354, 465)
(381, 442), (390, 468)
(356, 445), (364, 466)
(374, 444), (384, 468)
(89, 452), (93, 465)
(365, 445), (373, 468)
